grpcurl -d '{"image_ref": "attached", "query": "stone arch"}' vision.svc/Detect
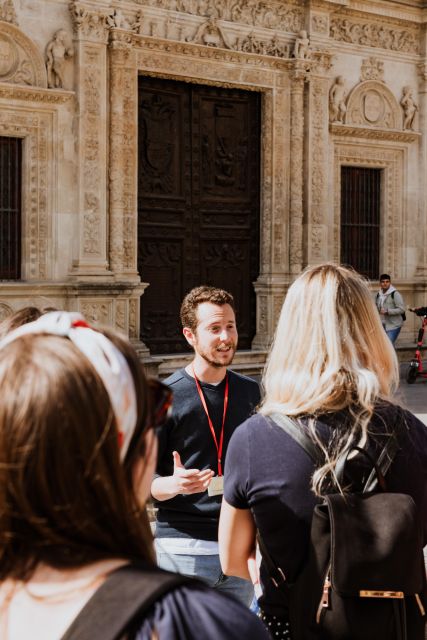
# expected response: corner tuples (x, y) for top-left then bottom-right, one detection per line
(0, 21), (47, 87)
(345, 80), (401, 129)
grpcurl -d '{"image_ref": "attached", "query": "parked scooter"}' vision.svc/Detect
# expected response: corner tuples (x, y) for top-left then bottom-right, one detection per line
(406, 307), (427, 384)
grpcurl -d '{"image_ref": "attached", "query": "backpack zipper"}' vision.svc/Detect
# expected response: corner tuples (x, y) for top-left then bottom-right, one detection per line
(415, 593), (425, 616)
(316, 568), (331, 624)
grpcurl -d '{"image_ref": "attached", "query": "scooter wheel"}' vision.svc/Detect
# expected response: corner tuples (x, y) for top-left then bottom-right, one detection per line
(406, 365), (418, 384)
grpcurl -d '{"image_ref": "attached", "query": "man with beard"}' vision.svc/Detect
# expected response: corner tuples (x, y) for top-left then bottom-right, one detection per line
(151, 286), (260, 605)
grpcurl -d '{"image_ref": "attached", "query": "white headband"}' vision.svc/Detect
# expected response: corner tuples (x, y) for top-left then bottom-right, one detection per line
(0, 311), (138, 461)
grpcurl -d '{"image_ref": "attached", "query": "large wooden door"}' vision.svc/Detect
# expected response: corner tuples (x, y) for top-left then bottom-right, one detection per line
(138, 78), (260, 354)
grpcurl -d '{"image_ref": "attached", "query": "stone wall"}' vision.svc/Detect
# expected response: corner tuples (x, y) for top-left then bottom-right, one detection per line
(0, 0), (426, 369)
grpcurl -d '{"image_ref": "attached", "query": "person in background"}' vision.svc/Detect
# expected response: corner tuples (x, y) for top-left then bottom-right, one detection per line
(0, 311), (269, 640)
(375, 273), (406, 345)
(152, 286), (260, 606)
(219, 263), (427, 639)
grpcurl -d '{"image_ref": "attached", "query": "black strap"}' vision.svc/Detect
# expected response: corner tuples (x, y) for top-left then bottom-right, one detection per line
(61, 563), (194, 640)
(268, 413), (322, 465)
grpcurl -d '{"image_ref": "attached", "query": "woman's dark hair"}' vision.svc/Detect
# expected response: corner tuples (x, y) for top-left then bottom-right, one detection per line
(0, 307), (43, 340)
(0, 328), (154, 581)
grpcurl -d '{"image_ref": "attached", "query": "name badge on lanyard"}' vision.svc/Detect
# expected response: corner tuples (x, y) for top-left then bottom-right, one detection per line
(193, 365), (229, 496)
(208, 475), (224, 497)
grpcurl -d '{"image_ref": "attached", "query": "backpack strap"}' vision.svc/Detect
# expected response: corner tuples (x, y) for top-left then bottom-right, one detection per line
(61, 563), (195, 640)
(268, 413), (322, 465)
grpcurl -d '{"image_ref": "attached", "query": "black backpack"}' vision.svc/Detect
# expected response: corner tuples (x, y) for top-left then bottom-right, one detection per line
(258, 414), (426, 640)
(376, 290), (406, 321)
(60, 563), (194, 640)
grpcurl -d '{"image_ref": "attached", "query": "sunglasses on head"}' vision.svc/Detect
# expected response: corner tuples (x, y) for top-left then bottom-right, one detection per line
(147, 378), (173, 434)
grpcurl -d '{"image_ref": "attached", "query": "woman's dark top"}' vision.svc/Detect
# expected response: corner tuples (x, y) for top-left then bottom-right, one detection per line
(136, 582), (269, 639)
(224, 402), (427, 616)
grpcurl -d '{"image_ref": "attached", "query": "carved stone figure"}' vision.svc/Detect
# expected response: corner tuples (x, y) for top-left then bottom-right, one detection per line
(0, 0), (17, 25)
(329, 76), (346, 123)
(45, 29), (74, 89)
(107, 9), (130, 30)
(400, 86), (418, 130)
(293, 30), (310, 59)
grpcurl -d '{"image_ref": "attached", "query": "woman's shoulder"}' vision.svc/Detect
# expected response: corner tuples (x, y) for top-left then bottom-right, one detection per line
(135, 581), (269, 640)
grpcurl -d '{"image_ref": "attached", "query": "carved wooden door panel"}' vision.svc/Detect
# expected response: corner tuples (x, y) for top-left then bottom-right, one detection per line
(138, 78), (260, 355)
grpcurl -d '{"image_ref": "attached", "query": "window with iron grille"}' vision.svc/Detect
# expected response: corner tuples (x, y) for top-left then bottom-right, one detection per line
(0, 137), (22, 280)
(340, 166), (381, 280)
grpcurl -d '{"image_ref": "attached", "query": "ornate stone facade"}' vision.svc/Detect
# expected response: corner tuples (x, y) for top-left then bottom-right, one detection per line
(0, 0), (425, 368)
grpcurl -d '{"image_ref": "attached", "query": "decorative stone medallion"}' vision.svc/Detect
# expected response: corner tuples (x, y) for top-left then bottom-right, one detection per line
(0, 32), (18, 78)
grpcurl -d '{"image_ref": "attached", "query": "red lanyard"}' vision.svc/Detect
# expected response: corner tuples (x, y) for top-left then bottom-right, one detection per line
(192, 366), (229, 476)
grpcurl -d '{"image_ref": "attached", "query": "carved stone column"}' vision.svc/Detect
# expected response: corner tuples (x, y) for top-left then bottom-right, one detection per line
(108, 30), (139, 281)
(304, 52), (332, 265)
(251, 82), (290, 350)
(69, 1), (111, 278)
(289, 64), (306, 275)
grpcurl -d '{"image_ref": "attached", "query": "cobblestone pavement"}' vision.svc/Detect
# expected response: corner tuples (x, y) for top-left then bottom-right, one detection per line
(397, 363), (427, 425)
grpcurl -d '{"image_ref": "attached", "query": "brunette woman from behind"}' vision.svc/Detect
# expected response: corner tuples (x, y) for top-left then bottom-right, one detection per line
(0, 312), (269, 640)
(219, 263), (427, 639)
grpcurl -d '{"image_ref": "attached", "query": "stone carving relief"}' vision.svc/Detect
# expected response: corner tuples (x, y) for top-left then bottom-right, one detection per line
(186, 16), (231, 48)
(237, 32), (290, 57)
(293, 30), (310, 59)
(46, 29), (74, 89)
(330, 18), (419, 54)
(107, 9), (132, 30)
(133, 0), (304, 32)
(311, 13), (328, 36)
(345, 81), (401, 130)
(115, 300), (127, 332)
(329, 76), (346, 124)
(400, 86), (418, 131)
(0, 21), (47, 87)
(360, 57), (384, 82)
(70, 2), (111, 42)
(0, 0), (17, 25)
(80, 300), (111, 326)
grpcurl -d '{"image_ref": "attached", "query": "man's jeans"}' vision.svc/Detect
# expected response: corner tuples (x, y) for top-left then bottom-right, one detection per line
(155, 541), (254, 607)
(385, 326), (401, 345)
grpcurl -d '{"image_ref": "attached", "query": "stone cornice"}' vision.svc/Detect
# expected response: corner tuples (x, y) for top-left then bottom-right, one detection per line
(0, 82), (74, 104)
(330, 122), (420, 142)
(133, 35), (296, 70)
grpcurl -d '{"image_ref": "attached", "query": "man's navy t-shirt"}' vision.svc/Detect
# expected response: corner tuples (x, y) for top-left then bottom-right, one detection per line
(155, 368), (260, 541)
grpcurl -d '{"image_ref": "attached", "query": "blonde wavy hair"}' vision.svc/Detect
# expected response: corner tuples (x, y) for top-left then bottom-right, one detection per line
(260, 263), (399, 495)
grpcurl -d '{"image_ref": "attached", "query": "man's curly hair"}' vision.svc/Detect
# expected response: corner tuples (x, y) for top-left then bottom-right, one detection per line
(180, 286), (234, 332)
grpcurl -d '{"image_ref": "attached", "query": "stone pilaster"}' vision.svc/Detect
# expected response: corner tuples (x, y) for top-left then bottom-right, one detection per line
(108, 29), (139, 281)
(289, 64), (306, 275)
(304, 52), (333, 265)
(416, 42), (427, 279)
(252, 80), (289, 349)
(69, 1), (111, 279)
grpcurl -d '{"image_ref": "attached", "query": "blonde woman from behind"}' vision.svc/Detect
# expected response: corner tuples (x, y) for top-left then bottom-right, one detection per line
(219, 263), (427, 639)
